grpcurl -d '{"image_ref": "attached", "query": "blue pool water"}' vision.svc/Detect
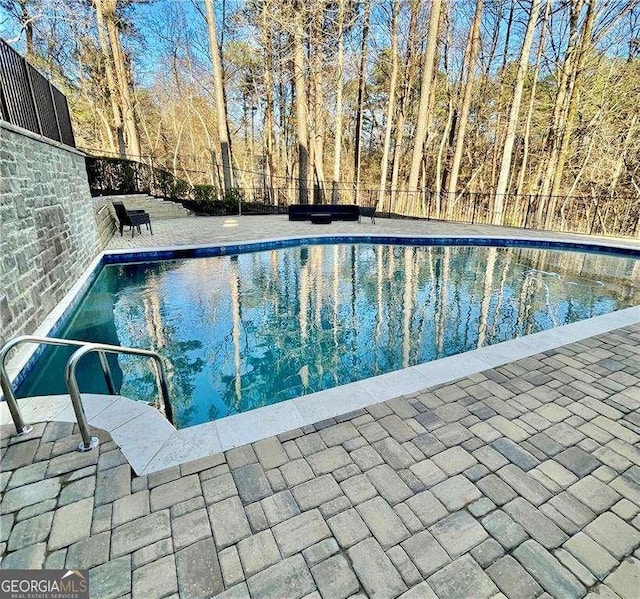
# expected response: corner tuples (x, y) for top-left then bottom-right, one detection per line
(15, 243), (640, 428)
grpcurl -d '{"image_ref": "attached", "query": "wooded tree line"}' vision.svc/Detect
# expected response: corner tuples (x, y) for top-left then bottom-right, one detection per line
(2, 0), (639, 226)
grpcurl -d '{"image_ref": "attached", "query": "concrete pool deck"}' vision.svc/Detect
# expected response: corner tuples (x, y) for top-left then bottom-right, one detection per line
(1, 215), (639, 598)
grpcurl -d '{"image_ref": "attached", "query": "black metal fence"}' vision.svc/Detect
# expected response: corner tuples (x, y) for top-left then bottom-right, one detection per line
(376, 189), (640, 239)
(85, 156), (211, 203)
(85, 154), (640, 238)
(85, 155), (288, 215)
(0, 39), (75, 146)
(87, 156), (164, 197)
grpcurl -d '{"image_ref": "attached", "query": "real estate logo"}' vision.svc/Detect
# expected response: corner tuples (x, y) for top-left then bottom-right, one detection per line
(0, 569), (89, 599)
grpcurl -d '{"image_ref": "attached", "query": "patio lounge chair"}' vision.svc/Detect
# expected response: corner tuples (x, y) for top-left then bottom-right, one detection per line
(113, 202), (153, 238)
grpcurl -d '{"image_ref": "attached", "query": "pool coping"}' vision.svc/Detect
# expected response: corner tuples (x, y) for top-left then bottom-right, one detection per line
(3, 233), (640, 475)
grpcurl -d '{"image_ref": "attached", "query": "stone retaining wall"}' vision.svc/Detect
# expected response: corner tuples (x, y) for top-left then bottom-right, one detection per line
(0, 122), (100, 345)
(93, 197), (117, 249)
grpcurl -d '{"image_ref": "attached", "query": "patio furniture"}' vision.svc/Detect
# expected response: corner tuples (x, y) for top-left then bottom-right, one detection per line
(113, 202), (153, 237)
(359, 206), (376, 224)
(311, 213), (332, 224)
(288, 204), (360, 222)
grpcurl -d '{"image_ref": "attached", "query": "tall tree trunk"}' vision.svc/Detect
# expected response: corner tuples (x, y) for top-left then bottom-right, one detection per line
(332, 0), (345, 203)
(390, 0), (420, 211)
(446, 0), (483, 208)
(550, 0), (596, 198)
(516, 0), (551, 196)
(353, 0), (371, 205)
(537, 1), (585, 201)
(204, 0), (234, 193)
(93, 0), (126, 158)
(293, 1), (309, 203)
(311, 5), (326, 203)
(262, 4), (276, 203)
(377, 0), (400, 212)
(407, 0), (443, 192)
(493, 0), (541, 225)
(103, 0), (140, 158)
(489, 1), (515, 188)
(438, 7), (457, 200)
(95, 105), (116, 153)
(18, 0), (34, 59)
(435, 94), (453, 207)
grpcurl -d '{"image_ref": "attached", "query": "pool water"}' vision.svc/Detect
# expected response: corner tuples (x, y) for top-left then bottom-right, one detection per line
(16, 244), (640, 428)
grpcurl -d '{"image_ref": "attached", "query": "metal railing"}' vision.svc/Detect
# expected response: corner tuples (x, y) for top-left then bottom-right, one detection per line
(0, 335), (173, 451)
(0, 39), (75, 146)
(86, 155), (194, 200)
(83, 152), (640, 239)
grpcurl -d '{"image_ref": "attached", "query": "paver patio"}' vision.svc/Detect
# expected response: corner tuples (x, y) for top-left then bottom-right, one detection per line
(102, 212), (640, 253)
(1, 322), (639, 598)
(1, 215), (639, 598)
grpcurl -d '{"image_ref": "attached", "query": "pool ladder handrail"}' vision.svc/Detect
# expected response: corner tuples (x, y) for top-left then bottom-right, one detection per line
(0, 335), (173, 451)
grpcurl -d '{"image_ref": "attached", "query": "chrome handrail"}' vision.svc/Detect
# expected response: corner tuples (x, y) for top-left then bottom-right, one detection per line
(1, 336), (102, 437)
(65, 343), (173, 450)
(0, 335), (173, 451)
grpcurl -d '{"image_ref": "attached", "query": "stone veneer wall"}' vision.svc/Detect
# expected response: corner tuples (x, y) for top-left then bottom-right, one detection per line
(0, 122), (100, 346)
(93, 197), (117, 249)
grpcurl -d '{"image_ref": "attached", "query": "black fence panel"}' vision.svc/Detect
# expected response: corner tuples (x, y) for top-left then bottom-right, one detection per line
(86, 156), (198, 202)
(86, 157), (152, 197)
(27, 64), (59, 141)
(0, 39), (75, 147)
(51, 86), (75, 146)
(85, 155), (290, 215)
(0, 40), (39, 132)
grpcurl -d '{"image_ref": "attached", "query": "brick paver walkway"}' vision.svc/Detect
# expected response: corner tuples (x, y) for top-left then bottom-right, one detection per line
(2, 324), (639, 598)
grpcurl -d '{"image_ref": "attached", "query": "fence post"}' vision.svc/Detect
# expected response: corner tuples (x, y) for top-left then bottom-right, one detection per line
(149, 156), (156, 197)
(589, 197), (599, 235)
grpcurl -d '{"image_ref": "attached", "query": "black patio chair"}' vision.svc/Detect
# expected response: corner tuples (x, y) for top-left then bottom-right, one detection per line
(112, 202), (153, 238)
(359, 206), (376, 224)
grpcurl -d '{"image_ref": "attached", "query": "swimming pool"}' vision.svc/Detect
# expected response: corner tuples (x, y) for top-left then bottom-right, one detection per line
(14, 239), (640, 428)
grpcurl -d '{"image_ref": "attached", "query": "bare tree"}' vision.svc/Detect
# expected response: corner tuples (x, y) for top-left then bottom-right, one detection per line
(446, 0), (484, 208)
(204, 0), (234, 192)
(332, 0), (345, 203)
(310, 0), (327, 202)
(377, 0), (400, 212)
(353, 0), (371, 205)
(91, 0), (125, 157)
(407, 0), (443, 192)
(389, 0), (420, 212)
(549, 0), (597, 200)
(292, 0), (309, 203)
(516, 0), (551, 196)
(261, 0), (276, 202)
(1, 0), (35, 56)
(493, 0), (541, 225)
(102, 0), (140, 158)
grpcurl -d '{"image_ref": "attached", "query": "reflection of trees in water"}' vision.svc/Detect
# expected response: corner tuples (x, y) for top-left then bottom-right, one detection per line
(103, 245), (639, 426)
(112, 261), (205, 428)
(212, 245), (639, 418)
